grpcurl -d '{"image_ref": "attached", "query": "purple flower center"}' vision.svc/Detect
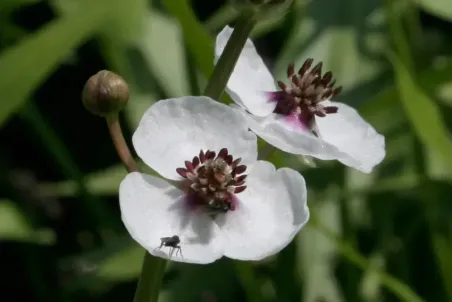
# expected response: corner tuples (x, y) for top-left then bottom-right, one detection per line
(267, 59), (342, 132)
(176, 148), (247, 215)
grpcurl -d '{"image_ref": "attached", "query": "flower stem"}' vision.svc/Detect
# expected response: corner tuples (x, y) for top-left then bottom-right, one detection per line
(106, 114), (137, 173)
(203, 13), (257, 100)
(234, 261), (263, 302)
(104, 114), (167, 302)
(202, 13), (264, 301)
(133, 253), (167, 302)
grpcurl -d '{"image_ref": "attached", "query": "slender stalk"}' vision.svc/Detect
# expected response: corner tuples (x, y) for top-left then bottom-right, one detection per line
(203, 13), (257, 99)
(234, 261), (264, 302)
(104, 114), (167, 302)
(201, 11), (266, 301)
(106, 115), (137, 173)
(133, 253), (167, 302)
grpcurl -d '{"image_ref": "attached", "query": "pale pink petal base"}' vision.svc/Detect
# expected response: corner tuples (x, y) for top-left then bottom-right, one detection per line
(234, 103), (385, 173)
(237, 108), (347, 160)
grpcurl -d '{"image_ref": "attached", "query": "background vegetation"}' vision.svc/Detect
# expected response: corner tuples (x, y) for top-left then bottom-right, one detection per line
(1, 0), (452, 301)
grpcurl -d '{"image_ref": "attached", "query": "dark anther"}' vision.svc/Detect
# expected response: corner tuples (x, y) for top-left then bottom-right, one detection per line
(311, 62), (323, 75)
(176, 168), (188, 178)
(231, 158), (242, 168)
(192, 156), (200, 168)
(218, 148), (228, 159)
(206, 150), (216, 160)
(234, 165), (247, 174)
(234, 186), (247, 194)
(298, 58), (313, 75)
(185, 161), (193, 171)
(199, 150), (206, 163)
(278, 81), (287, 91)
(287, 63), (295, 78)
(235, 175), (247, 182)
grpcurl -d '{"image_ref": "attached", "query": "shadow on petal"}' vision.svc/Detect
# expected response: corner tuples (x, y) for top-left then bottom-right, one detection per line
(185, 216), (215, 245)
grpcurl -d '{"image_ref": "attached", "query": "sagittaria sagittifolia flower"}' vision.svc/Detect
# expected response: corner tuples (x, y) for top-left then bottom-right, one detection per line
(215, 26), (385, 173)
(119, 96), (309, 264)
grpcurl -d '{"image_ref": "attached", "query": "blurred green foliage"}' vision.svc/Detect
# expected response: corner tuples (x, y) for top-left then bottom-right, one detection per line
(1, 0), (452, 301)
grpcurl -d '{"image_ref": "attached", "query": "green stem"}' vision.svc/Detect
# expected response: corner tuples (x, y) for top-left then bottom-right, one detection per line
(106, 115), (137, 173)
(202, 12), (263, 302)
(134, 253), (167, 302)
(234, 261), (263, 302)
(203, 13), (257, 100)
(103, 112), (168, 302)
(383, 0), (414, 72)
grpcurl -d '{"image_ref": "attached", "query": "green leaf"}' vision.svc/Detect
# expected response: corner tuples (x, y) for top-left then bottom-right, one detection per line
(0, 199), (55, 244)
(161, 0), (214, 79)
(101, 9), (190, 99)
(415, 0), (452, 21)
(0, 0), (113, 127)
(135, 10), (189, 97)
(389, 53), (452, 171)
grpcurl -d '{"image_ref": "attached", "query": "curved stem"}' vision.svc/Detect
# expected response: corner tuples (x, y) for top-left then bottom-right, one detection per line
(104, 114), (167, 302)
(106, 115), (137, 173)
(203, 13), (257, 100)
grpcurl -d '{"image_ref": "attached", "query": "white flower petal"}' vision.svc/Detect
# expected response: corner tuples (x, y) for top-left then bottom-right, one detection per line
(238, 108), (347, 161)
(133, 96), (258, 180)
(315, 101), (385, 173)
(216, 161), (309, 261)
(119, 172), (225, 264)
(215, 26), (276, 117)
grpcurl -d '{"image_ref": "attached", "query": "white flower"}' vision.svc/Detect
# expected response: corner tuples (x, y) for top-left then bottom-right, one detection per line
(119, 96), (309, 264)
(215, 26), (385, 173)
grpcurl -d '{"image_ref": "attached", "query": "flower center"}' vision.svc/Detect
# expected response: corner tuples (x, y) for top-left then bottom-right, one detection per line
(268, 59), (342, 132)
(176, 148), (247, 215)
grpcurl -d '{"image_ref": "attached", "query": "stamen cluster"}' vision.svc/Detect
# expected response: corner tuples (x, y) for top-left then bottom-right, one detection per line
(176, 148), (247, 214)
(270, 59), (343, 128)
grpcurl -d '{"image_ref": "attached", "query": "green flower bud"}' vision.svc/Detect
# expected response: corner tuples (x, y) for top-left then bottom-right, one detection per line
(82, 70), (129, 117)
(230, 0), (293, 18)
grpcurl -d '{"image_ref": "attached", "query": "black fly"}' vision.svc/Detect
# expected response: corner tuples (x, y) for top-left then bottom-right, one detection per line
(155, 235), (183, 258)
